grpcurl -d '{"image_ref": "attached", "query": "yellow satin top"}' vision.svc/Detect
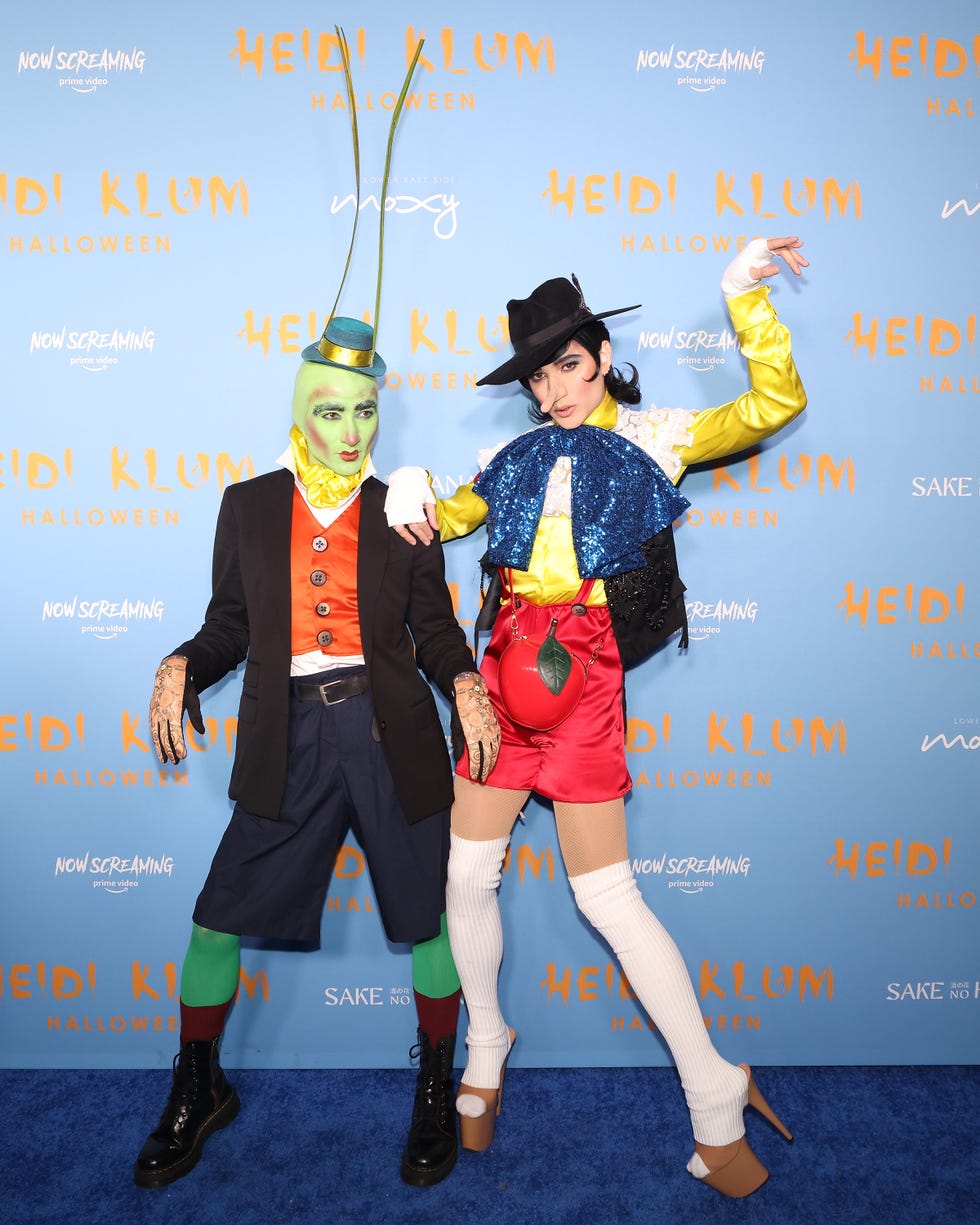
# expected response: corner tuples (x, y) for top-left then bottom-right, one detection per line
(435, 285), (806, 606)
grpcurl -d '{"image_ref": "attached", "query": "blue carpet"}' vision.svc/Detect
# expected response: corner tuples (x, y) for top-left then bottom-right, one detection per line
(1, 1066), (977, 1224)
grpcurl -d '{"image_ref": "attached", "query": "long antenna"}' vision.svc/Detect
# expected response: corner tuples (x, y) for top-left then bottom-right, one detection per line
(324, 25), (362, 332)
(372, 37), (425, 349)
(322, 31), (424, 362)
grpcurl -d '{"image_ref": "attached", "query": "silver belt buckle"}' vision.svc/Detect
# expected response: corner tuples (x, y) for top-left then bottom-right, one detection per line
(317, 678), (347, 705)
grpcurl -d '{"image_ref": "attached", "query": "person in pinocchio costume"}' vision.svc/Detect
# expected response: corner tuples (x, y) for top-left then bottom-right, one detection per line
(133, 33), (499, 1192)
(388, 237), (809, 1197)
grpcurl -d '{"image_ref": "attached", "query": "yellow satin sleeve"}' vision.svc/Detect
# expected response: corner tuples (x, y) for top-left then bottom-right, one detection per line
(676, 284), (806, 472)
(434, 287), (804, 605)
(435, 482), (488, 541)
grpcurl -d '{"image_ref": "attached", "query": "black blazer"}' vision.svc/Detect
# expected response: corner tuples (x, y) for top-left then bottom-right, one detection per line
(174, 470), (472, 823)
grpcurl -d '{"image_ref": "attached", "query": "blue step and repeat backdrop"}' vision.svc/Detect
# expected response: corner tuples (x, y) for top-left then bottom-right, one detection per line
(2, 1), (977, 1070)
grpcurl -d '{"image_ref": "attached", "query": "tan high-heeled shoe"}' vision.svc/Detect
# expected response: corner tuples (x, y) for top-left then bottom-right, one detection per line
(456, 1028), (516, 1152)
(694, 1063), (792, 1198)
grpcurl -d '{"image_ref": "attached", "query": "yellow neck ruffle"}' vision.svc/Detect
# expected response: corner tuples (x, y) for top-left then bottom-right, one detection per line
(289, 425), (367, 509)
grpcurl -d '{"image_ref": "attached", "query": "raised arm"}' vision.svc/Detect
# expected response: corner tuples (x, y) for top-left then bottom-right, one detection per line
(677, 236), (808, 470)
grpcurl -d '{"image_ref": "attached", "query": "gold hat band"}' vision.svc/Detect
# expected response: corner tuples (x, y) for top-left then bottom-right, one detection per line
(316, 337), (376, 368)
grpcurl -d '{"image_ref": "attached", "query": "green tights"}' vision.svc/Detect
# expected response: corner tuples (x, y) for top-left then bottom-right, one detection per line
(179, 913), (460, 1006)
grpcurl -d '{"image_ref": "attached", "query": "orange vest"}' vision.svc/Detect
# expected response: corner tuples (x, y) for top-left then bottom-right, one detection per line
(290, 488), (363, 657)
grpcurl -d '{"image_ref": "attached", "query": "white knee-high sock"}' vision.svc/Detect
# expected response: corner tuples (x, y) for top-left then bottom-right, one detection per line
(446, 832), (512, 1090)
(569, 860), (746, 1146)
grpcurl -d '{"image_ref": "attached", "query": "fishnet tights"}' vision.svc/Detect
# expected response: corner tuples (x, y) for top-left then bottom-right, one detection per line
(451, 777), (627, 874)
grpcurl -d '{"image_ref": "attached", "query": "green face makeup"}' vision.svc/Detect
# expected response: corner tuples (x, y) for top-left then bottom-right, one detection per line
(292, 363), (380, 475)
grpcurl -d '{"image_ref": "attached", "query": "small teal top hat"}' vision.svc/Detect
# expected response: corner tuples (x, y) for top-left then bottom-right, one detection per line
(302, 316), (386, 379)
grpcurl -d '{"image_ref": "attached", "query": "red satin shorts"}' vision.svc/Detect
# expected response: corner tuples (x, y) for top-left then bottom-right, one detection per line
(456, 594), (631, 803)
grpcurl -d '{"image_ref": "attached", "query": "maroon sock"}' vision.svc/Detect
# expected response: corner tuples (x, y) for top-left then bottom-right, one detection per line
(414, 988), (461, 1044)
(179, 998), (233, 1043)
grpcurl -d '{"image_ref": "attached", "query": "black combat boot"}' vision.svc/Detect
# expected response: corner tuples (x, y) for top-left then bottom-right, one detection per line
(133, 1036), (240, 1187)
(400, 1029), (458, 1187)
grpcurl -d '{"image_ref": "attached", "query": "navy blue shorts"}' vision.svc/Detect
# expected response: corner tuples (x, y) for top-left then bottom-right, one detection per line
(193, 668), (450, 946)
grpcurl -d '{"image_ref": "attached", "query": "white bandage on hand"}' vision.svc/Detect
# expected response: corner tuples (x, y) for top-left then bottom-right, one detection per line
(384, 465), (436, 527)
(720, 237), (773, 299)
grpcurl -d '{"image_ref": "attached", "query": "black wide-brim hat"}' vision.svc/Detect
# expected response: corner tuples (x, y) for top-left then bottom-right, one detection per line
(476, 275), (640, 386)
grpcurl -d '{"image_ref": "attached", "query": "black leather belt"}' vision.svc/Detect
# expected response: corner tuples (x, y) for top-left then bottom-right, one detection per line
(294, 673), (369, 705)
